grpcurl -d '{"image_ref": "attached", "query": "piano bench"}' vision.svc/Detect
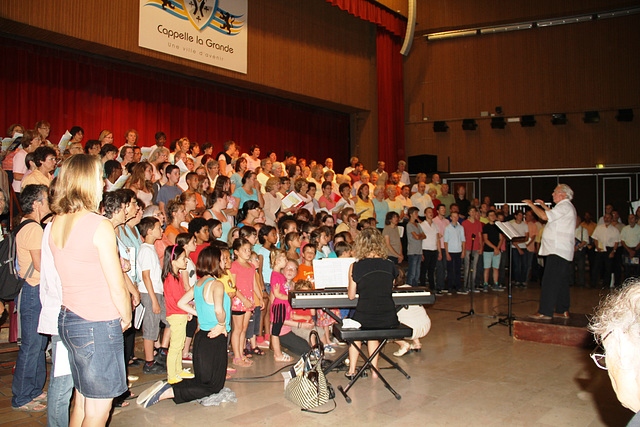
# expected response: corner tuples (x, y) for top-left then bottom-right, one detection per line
(332, 323), (413, 403)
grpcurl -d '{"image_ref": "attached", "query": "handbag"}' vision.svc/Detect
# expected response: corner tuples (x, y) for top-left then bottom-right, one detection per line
(284, 330), (335, 412)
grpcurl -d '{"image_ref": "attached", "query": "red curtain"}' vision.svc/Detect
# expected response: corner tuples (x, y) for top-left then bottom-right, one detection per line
(376, 28), (405, 169)
(0, 37), (349, 167)
(326, 0), (405, 169)
(325, 0), (405, 37)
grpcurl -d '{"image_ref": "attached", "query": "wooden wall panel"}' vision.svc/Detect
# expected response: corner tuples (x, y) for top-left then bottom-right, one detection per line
(404, 11), (640, 172)
(0, 0), (375, 112)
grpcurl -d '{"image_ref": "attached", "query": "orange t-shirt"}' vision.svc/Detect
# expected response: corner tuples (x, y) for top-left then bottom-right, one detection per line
(294, 264), (315, 288)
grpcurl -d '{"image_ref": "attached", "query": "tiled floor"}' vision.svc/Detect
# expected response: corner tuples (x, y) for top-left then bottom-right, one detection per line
(0, 285), (635, 426)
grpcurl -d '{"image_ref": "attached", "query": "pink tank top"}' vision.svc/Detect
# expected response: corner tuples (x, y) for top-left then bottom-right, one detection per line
(50, 213), (120, 321)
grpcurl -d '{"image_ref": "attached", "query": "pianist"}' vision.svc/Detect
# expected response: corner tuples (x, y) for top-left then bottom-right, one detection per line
(346, 228), (399, 380)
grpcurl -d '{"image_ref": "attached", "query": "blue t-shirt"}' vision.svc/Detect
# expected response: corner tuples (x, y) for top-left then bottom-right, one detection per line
(232, 187), (259, 211)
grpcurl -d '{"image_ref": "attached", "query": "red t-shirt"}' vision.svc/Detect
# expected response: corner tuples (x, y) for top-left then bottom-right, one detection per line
(189, 244), (208, 266)
(164, 274), (187, 316)
(462, 220), (483, 251)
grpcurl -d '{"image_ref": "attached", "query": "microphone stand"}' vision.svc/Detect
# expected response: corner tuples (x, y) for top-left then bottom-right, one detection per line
(458, 234), (492, 321)
(488, 225), (516, 336)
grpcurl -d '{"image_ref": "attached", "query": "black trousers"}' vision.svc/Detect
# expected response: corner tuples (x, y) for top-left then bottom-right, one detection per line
(538, 255), (572, 316)
(592, 247), (615, 288)
(172, 331), (227, 404)
(420, 250), (438, 290)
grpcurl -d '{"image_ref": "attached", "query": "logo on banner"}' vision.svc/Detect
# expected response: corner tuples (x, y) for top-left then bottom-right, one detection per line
(145, 0), (244, 35)
(139, 0), (247, 73)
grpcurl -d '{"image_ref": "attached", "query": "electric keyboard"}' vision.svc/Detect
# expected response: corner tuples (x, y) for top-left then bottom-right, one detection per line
(290, 287), (435, 309)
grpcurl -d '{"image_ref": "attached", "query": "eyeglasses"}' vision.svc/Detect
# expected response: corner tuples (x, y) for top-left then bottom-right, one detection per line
(590, 332), (611, 370)
(590, 349), (607, 370)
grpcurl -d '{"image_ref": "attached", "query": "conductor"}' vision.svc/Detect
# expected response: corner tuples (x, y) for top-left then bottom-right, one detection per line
(523, 184), (577, 320)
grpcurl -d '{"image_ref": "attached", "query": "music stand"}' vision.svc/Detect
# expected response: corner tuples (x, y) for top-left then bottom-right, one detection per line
(487, 222), (525, 336)
(458, 234), (492, 321)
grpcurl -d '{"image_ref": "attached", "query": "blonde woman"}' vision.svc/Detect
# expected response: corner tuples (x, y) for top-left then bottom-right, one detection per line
(98, 129), (114, 146)
(346, 228), (399, 380)
(50, 154), (131, 425)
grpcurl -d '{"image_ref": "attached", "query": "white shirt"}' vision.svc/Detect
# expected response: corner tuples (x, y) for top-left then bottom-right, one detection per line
(410, 192), (434, 216)
(621, 224), (640, 248)
(399, 171), (411, 187)
(257, 171), (271, 194)
(539, 199), (577, 261)
(137, 242), (163, 294)
(420, 220), (439, 251)
(592, 224), (621, 249)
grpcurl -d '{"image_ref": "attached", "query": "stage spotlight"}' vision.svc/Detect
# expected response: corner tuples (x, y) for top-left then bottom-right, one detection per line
(462, 119), (477, 130)
(583, 111), (600, 123)
(433, 121), (449, 132)
(490, 117), (506, 129)
(520, 115), (536, 127)
(551, 113), (567, 125)
(616, 109), (633, 122)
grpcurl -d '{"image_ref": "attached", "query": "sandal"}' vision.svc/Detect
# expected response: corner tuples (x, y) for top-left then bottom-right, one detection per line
(409, 343), (422, 352)
(243, 349), (253, 358)
(13, 400), (47, 412)
(250, 347), (264, 356)
(274, 353), (292, 362)
(34, 391), (47, 402)
(242, 356), (254, 365)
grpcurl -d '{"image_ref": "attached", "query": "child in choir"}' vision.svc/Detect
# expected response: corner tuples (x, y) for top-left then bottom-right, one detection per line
(245, 251), (265, 356)
(162, 244), (195, 383)
(175, 233), (198, 362)
(137, 217), (171, 374)
(289, 279), (333, 346)
(269, 250), (292, 362)
(294, 244), (316, 286)
(284, 231), (302, 261)
(230, 238), (264, 367)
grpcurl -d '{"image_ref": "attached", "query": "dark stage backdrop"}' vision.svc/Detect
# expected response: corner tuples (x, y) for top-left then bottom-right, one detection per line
(0, 36), (350, 165)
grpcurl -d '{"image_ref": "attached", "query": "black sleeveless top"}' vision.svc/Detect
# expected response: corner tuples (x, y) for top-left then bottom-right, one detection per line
(351, 258), (399, 329)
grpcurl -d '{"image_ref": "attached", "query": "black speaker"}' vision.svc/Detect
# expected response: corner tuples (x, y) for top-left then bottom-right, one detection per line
(408, 155), (438, 174)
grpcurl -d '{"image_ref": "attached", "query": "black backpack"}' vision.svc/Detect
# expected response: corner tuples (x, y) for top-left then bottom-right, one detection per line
(0, 219), (38, 301)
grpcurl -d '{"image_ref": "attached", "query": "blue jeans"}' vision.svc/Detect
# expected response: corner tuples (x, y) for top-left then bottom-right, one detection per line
(12, 283), (48, 408)
(48, 335), (74, 427)
(436, 254), (447, 291)
(407, 255), (421, 286)
(59, 308), (127, 399)
(512, 248), (527, 283)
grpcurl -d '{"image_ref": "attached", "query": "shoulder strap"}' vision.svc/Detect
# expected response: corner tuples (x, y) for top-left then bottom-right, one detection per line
(13, 219), (39, 236)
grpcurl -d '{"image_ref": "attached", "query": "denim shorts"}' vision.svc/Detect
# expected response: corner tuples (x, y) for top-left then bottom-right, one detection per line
(58, 308), (127, 399)
(483, 251), (502, 269)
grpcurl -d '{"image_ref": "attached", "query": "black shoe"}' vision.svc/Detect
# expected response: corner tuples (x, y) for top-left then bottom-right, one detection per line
(154, 350), (167, 367)
(128, 358), (143, 367)
(143, 362), (167, 374)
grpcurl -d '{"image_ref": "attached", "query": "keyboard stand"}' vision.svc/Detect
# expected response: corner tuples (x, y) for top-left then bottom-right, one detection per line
(332, 323), (413, 403)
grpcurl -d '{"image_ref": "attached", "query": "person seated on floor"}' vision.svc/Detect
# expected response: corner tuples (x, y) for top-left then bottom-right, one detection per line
(392, 269), (431, 357)
(345, 228), (399, 380)
(137, 246), (231, 408)
(590, 279), (640, 426)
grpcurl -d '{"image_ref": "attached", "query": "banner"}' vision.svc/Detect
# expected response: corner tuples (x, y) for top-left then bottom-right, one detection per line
(139, 0), (247, 74)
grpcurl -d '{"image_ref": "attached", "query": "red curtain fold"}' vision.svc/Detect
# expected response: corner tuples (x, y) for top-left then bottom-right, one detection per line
(0, 37), (349, 167)
(376, 27), (405, 170)
(325, 0), (406, 37)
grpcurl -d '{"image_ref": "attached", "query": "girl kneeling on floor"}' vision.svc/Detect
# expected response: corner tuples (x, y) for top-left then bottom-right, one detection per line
(137, 246), (231, 408)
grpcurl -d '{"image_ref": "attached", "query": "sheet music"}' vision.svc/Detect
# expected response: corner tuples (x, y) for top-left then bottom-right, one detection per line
(313, 257), (356, 289)
(108, 173), (130, 191)
(496, 221), (526, 240)
(58, 131), (72, 153)
(281, 191), (304, 210)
